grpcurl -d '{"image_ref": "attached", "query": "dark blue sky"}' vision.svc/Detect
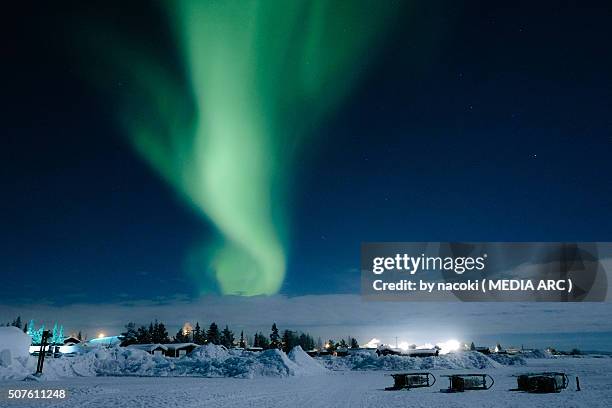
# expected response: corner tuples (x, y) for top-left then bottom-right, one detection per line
(2, 1), (611, 305)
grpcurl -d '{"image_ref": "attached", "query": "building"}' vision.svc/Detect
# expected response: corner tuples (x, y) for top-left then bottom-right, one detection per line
(163, 343), (198, 358)
(88, 336), (122, 347)
(62, 336), (81, 346)
(376, 344), (440, 357)
(126, 344), (168, 356)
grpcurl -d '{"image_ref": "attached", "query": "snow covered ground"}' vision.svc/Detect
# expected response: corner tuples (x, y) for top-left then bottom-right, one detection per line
(1, 354), (610, 407)
(0, 345), (326, 380)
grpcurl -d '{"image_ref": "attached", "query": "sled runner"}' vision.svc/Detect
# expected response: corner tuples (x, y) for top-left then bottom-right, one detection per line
(439, 374), (494, 392)
(385, 372), (436, 390)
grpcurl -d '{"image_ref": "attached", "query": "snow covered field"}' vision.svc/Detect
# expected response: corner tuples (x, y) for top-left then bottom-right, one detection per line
(1, 355), (610, 407)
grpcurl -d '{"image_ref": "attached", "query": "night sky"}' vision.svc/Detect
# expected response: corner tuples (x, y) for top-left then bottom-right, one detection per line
(2, 0), (611, 311)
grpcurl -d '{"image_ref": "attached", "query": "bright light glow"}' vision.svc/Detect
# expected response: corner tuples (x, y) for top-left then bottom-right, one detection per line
(379, 338), (461, 354)
(397, 341), (410, 350)
(437, 339), (461, 354)
(324, 343), (330, 349)
(97, 333), (105, 339)
(418, 343), (435, 349)
(363, 338), (381, 349)
(182, 322), (193, 336)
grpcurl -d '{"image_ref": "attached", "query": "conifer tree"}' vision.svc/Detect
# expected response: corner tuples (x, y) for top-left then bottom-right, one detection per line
(120, 323), (138, 346)
(11, 316), (22, 329)
(220, 325), (235, 348)
(51, 323), (58, 345)
(136, 325), (152, 344)
(239, 331), (246, 348)
(154, 321), (170, 343)
(57, 325), (64, 344)
(282, 330), (301, 352)
(270, 323), (281, 349)
(253, 332), (259, 348)
(174, 328), (189, 343)
(207, 322), (220, 345)
(193, 322), (205, 344)
(253, 332), (269, 348)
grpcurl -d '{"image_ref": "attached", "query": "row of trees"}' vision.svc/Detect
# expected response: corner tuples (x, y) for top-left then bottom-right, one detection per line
(2, 316), (25, 331)
(325, 337), (359, 352)
(4, 316), (86, 341)
(5, 315), (359, 352)
(251, 324), (319, 352)
(120, 321), (171, 345)
(120, 321), (329, 352)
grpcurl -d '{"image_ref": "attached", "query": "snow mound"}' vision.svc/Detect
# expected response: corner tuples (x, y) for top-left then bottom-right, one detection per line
(0, 344), (329, 381)
(178, 344), (327, 378)
(0, 327), (31, 364)
(288, 346), (327, 375)
(488, 353), (527, 366)
(318, 350), (504, 371)
(521, 349), (552, 359)
(0, 327), (33, 380)
(42, 347), (169, 379)
(189, 343), (229, 360)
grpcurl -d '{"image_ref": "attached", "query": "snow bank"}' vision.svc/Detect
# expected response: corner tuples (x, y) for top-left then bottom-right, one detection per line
(0, 327), (33, 380)
(176, 344), (327, 378)
(488, 353), (527, 366)
(318, 350), (505, 371)
(288, 346), (327, 375)
(43, 347), (169, 379)
(0, 327), (31, 364)
(0, 344), (328, 381)
(521, 349), (552, 359)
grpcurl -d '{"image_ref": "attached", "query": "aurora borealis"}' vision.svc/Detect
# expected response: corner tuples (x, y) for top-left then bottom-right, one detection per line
(3, 1), (612, 306)
(115, 1), (398, 295)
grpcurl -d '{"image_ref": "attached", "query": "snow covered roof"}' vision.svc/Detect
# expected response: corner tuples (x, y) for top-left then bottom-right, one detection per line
(403, 348), (438, 356)
(163, 343), (198, 351)
(127, 344), (168, 352)
(63, 336), (81, 345)
(88, 336), (121, 346)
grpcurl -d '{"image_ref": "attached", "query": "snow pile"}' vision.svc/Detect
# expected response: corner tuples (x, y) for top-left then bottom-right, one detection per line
(318, 350), (503, 371)
(0, 327), (33, 380)
(288, 346), (327, 375)
(0, 344), (328, 381)
(43, 347), (169, 379)
(0, 327), (30, 364)
(520, 349), (553, 359)
(176, 344), (327, 378)
(175, 345), (292, 378)
(189, 343), (230, 360)
(488, 353), (527, 366)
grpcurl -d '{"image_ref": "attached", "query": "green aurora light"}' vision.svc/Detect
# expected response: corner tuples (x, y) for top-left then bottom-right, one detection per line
(94, 1), (399, 295)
